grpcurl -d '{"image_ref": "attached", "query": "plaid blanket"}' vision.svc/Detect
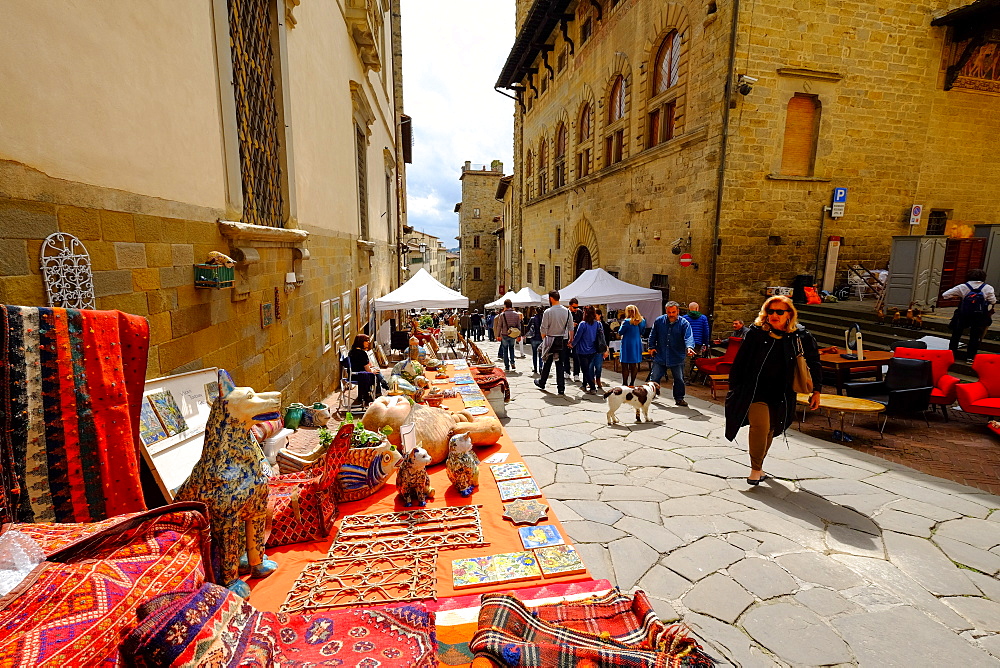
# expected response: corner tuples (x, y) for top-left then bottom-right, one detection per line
(471, 368), (511, 402)
(1, 305), (149, 524)
(123, 582), (438, 667)
(470, 591), (715, 667)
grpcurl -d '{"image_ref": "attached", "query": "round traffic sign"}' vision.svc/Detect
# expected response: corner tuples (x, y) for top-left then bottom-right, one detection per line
(679, 253), (693, 267)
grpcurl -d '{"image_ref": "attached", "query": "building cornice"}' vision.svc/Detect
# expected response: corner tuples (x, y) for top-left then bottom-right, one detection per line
(496, 0), (574, 89)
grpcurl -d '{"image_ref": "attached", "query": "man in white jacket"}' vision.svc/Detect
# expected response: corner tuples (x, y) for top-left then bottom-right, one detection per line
(942, 268), (996, 360)
(534, 291), (574, 396)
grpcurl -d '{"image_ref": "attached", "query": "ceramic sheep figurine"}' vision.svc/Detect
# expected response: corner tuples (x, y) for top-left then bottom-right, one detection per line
(446, 433), (478, 497)
(396, 446), (435, 507)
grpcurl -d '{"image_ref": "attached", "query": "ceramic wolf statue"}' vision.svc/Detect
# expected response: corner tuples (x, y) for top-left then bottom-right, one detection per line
(175, 370), (281, 597)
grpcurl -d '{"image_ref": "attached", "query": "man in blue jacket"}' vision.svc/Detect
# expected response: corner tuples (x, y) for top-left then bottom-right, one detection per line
(648, 301), (696, 406)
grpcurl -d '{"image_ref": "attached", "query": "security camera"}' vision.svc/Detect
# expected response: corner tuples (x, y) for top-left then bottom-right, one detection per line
(737, 75), (757, 96)
(671, 238), (683, 255)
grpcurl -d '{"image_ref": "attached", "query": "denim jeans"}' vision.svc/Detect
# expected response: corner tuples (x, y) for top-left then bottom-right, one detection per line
(578, 352), (596, 390)
(499, 336), (516, 369)
(530, 340), (542, 372)
(649, 361), (686, 400)
(590, 353), (604, 385)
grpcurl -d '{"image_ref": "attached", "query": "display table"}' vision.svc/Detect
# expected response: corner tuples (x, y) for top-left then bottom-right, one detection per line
(796, 392), (886, 441)
(248, 362), (589, 612)
(820, 351), (893, 394)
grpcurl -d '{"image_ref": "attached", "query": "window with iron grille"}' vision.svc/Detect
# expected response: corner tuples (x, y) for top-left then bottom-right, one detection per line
(527, 262), (533, 283)
(539, 263), (547, 287)
(473, 266), (481, 281)
(556, 227), (561, 249)
(228, 0), (285, 227)
(356, 125), (369, 238)
(554, 266), (561, 290)
(473, 235), (480, 249)
(927, 209), (949, 235)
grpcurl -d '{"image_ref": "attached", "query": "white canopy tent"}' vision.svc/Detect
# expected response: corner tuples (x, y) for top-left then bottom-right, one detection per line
(485, 287), (547, 309)
(373, 268), (469, 312)
(558, 268), (663, 324)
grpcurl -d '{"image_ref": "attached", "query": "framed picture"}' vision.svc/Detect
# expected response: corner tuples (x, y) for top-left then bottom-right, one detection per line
(321, 300), (332, 352)
(357, 284), (369, 326)
(341, 290), (352, 322)
(261, 302), (274, 328)
(331, 296), (341, 322)
(333, 321), (343, 347)
(204, 381), (220, 405)
(342, 317), (352, 344)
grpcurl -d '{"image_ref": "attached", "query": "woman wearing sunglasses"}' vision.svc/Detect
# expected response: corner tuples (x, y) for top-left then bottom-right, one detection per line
(724, 295), (823, 485)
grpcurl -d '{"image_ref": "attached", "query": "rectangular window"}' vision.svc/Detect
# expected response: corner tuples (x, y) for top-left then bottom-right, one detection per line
(604, 136), (613, 167)
(539, 263), (547, 287)
(538, 170), (547, 196)
(927, 210), (950, 235)
(473, 207), (480, 218)
(473, 235), (480, 249)
(576, 153), (583, 178)
(581, 17), (592, 43)
(664, 102), (676, 142)
(385, 171), (393, 244)
(557, 49), (567, 73)
(780, 93), (820, 177)
(473, 266), (481, 281)
(554, 161), (565, 187)
(554, 266), (562, 290)
(614, 129), (624, 163)
(541, 76), (548, 94)
(356, 125), (369, 238)
(648, 109), (660, 148)
(556, 227), (561, 249)
(526, 262), (533, 283)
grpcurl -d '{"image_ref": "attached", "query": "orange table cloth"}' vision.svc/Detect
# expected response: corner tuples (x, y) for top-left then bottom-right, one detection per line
(248, 365), (590, 612)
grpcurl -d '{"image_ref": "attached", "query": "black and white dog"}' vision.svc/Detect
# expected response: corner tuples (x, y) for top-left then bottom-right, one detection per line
(603, 382), (660, 424)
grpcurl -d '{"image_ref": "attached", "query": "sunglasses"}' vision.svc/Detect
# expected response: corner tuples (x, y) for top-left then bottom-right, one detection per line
(765, 308), (789, 315)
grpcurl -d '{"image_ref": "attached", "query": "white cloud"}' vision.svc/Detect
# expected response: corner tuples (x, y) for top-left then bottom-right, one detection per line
(401, 1), (515, 244)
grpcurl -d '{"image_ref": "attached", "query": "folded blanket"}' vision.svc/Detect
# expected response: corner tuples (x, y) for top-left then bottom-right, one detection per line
(1, 305), (149, 524)
(470, 591), (715, 668)
(123, 582), (438, 667)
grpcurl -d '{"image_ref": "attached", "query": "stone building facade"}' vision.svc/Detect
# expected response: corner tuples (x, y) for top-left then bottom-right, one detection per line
(0, 0), (409, 401)
(498, 0), (1000, 329)
(457, 161), (505, 309)
(402, 228), (450, 283)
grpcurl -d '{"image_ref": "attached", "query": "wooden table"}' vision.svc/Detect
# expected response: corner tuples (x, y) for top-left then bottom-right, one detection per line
(820, 351), (894, 395)
(796, 392), (886, 441)
(708, 374), (729, 400)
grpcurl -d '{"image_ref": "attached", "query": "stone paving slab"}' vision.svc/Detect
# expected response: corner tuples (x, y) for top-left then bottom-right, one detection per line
(480, 341), (1000, 665)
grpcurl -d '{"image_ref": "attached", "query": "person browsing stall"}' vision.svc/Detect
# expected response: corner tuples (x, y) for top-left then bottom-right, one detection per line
(348, 334), (388, 404)
(534, 291), (574, 396)
(648, 301), (696, 407)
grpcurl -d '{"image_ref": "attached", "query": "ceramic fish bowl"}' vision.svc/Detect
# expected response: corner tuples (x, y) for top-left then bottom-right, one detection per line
(336, 439), (402, 502)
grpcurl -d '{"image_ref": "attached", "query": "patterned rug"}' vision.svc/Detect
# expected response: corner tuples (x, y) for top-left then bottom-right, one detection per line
(124, 582), (438, 667)
(0, 503), (211, 667)
(0, 305), (149, 524)
(469, 590), (716, 667)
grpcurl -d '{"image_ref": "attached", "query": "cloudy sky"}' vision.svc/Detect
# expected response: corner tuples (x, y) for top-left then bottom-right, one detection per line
(401, 1), (515, 247)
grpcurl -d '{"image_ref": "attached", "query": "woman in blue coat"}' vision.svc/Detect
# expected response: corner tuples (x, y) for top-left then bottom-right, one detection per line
(618, 304), (646, 386)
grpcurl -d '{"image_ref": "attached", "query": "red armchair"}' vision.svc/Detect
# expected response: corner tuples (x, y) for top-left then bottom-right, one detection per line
(894, 348), (961, 420)
(956, 354), (1000, 418)
(694, 337), (743, 379)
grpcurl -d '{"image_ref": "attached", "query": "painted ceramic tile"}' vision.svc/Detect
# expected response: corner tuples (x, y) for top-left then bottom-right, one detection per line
(452, 375), (475, 385)
(491, 462), (531, 481)
(465, 406), (489, 416)
(535, 544), (587, 577)
(451, 551), (541, 588)
(463, 399), (488, 407)
(497, 477), (541, 501)
(138, 398), (169, 446)
(147, 390), (188, 436)
(204, 381), (220, 404)
(456, 386), (482, 396)
(518, 524), (564, 550)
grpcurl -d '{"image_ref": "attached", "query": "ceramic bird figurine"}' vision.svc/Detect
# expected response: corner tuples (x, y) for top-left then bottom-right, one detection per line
(875, 305), (885, 324)
(445, 433), (478, 497)
(396, 446), (435, 507)
(913, 308), (924, 329)
(206, 250), (236, 268)
(891, 307), (901, 327)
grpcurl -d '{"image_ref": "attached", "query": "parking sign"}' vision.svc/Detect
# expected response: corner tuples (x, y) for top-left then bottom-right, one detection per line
(831, 187), (847, 218)
(910, 204), (922, 226)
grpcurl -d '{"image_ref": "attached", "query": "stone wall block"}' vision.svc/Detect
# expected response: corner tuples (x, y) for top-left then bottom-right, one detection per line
(99, 210), (136, 242)
(115, 242), (148, 269)
(97, 292), (148, 316)
(93, 269), (134, 298)
(171, 244), (195, 267)
(57, 206), (102, 240)
(147, 311), (172, 346)
(0, 275), (46, 307)
(132, 268), (161, 292)
(146, 243), (173, 268)
(147, 288), (179, 315)
(0, 240), (30, 276)
(133, 215), (165, 242)
(0, 200), (58, 239)
(159, 266), (189, 289)
(171, 303), (213, 338)
(177, 284), (212, 309)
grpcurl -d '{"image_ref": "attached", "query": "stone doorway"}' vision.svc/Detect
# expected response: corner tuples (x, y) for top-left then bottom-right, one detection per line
(575, 245), (592, 278)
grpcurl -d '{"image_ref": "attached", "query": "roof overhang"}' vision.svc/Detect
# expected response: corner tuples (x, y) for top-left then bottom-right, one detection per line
(931, 0), (1000, 40)
(496, 0), (574, 89)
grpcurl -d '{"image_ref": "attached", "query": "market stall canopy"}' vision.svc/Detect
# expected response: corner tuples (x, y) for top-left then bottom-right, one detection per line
(558, 268), (663, 323)
(374, 268), (469, 311)
(486, 287), (546, 309)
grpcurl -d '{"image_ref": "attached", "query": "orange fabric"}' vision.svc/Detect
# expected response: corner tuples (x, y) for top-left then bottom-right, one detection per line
(249, 373), (590, 612)
(804, 286), (822, 305)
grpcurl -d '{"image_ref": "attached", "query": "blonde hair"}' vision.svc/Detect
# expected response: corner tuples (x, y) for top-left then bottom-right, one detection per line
(753, 295), (799, 333)
(624, 304), (643, 326)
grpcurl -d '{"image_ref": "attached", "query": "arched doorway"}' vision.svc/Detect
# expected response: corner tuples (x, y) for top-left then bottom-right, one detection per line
(574, 246), (593, 278)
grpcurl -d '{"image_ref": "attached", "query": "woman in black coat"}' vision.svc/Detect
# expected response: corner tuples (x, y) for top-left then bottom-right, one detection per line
(724, 295), (823, 485)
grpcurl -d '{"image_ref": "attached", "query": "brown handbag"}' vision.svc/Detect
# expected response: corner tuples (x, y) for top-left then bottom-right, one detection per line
(792, 335), (814, 394)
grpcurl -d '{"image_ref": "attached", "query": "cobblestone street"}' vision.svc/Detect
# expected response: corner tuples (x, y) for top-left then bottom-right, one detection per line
(488, 342), (1000, 666)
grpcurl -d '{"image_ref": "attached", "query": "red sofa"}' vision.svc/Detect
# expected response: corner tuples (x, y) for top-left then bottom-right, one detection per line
(956, 354), (1000, 418)
(894, 348), (961, 419)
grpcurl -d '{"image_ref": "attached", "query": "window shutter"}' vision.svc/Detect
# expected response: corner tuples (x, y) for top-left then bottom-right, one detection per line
(780, 94), (819, 177)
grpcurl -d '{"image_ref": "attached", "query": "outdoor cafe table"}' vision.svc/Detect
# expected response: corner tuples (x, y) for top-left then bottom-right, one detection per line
(796, 392), (886, 441)
(820, 350), (894, 395)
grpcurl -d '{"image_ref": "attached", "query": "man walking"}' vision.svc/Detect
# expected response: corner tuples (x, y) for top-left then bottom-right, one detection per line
(567, 298), (583, 381)
(493, 299), (522, 371)
(648, 301), (695, 407)
(535, 290), (574, 396)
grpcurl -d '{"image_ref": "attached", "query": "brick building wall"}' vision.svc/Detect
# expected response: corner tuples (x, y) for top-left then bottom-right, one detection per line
(458, 162), (505, 309)
(504, 0), (999, 333)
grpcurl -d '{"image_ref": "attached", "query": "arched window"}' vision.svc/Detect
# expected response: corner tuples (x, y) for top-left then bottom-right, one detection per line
(780, 94), (821, 177)
(579, 103), (592, 141)
(653, 30), (680, 94)
(554, 123), (567, 188)
(608, 76), (625, 123)
(646, 29), (685, 149)
(537, 138), (548, 197)
(525, 150), (533, 199)
(576, 103), (593, 179)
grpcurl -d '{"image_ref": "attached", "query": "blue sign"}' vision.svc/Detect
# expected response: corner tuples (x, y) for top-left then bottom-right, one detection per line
(833, 188), (848, 203)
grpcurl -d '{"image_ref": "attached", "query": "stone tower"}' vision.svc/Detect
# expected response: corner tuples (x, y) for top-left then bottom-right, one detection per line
(458, 161), (504, 310)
